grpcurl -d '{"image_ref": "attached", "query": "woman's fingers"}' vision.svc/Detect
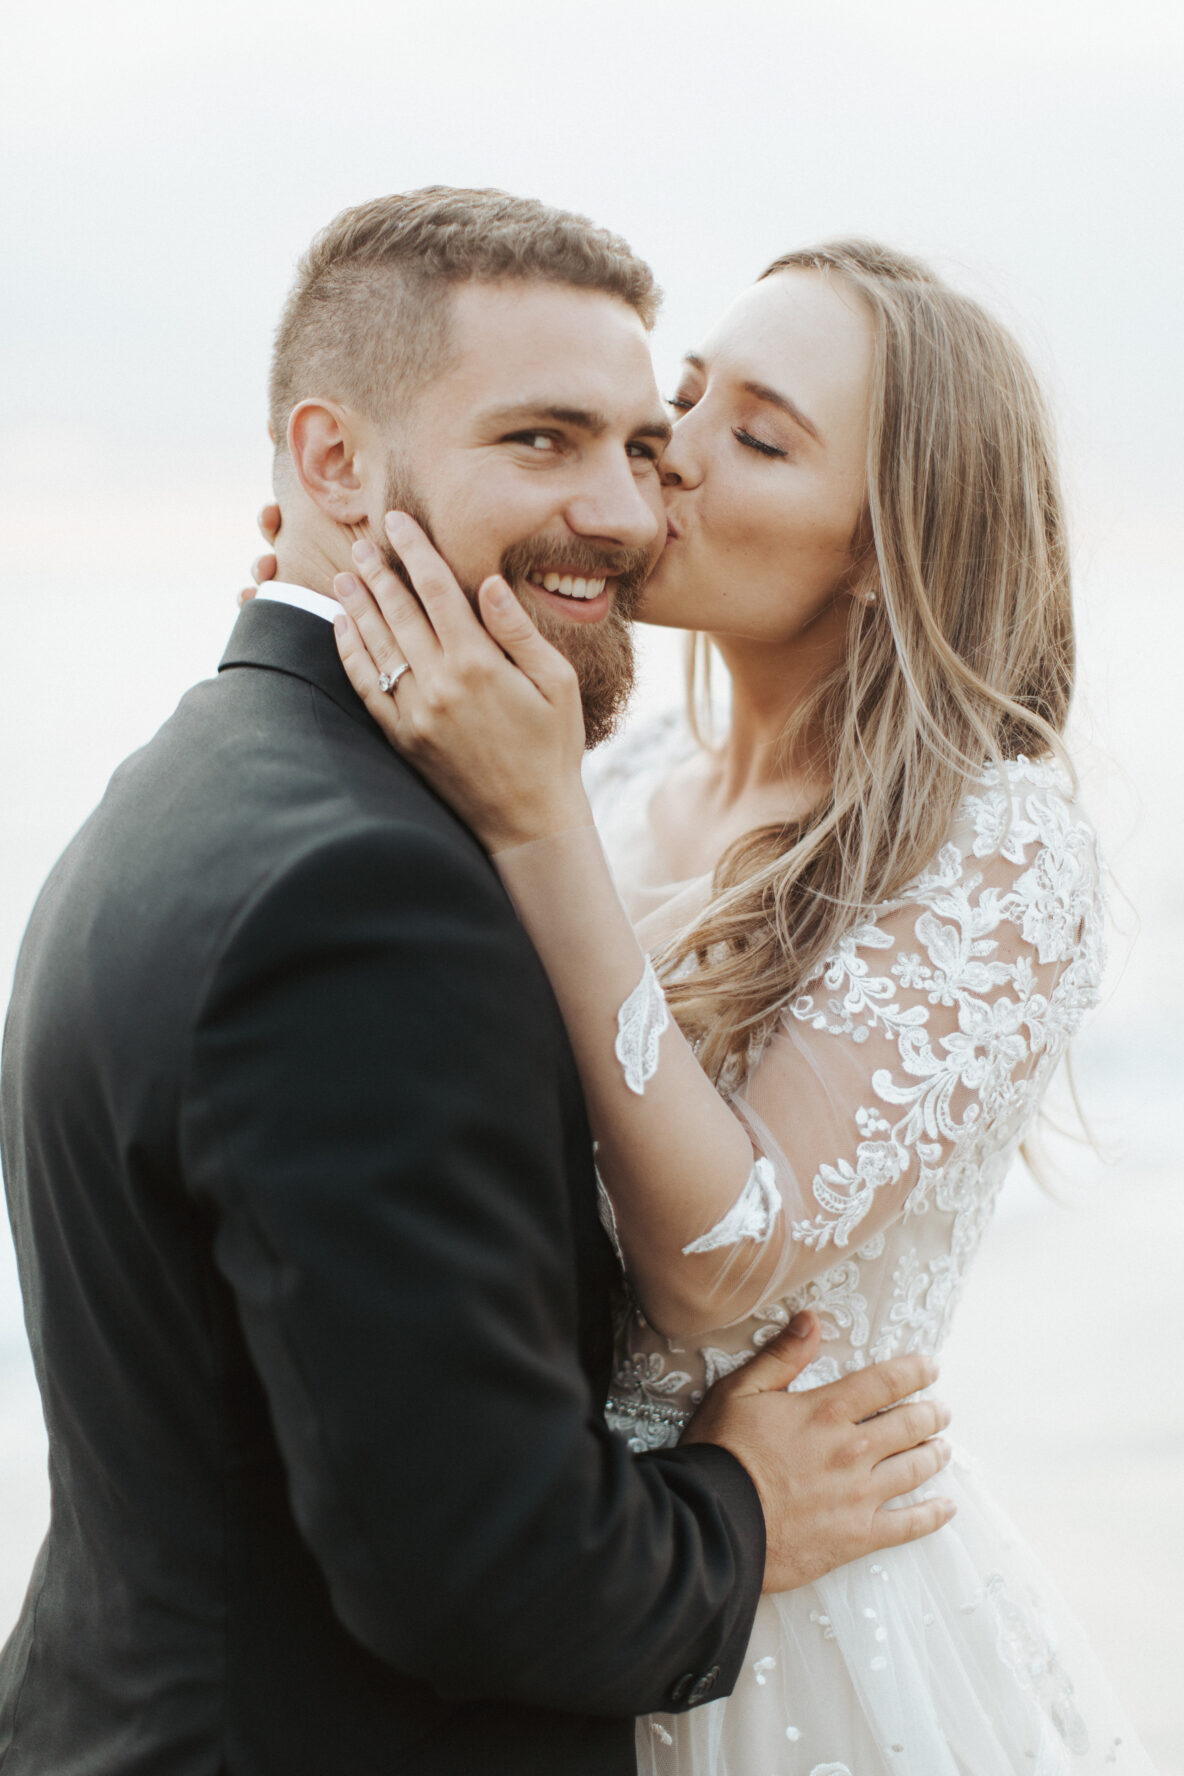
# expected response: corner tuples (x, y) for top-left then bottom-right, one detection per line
(253, 551), (278, 587)
(477, 577), (581, 701)
(258, 503), (282, 546)
(333, 571), (422, 686)
(382, 512), (488, 650)
(337, 545), (440, 678)
(332, 606), (408, 746)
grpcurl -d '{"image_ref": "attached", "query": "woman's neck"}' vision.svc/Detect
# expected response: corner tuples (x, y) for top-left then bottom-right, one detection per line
(707, 627), (840, 814)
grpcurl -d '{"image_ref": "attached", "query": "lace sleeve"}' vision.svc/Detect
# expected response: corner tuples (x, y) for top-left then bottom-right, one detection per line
(655, 761), (1107, 1321)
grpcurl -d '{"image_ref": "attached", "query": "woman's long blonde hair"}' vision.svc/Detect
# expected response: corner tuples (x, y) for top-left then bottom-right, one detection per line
(661, 240), (1075, 1085)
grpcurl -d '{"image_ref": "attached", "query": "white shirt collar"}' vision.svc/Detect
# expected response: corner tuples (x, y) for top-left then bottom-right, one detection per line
(252, 581), (339, 623)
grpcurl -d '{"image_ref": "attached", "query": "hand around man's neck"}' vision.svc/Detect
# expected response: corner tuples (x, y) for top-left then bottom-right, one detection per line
(273, 524), (368, 604)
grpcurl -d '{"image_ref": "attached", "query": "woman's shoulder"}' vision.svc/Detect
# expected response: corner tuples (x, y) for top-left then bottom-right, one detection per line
(959, 752), (1096, 858)
(888, 751), (1105, 973)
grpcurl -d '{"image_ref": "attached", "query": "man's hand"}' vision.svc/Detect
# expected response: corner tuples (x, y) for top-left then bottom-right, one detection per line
(681, 1312), (953, 1593)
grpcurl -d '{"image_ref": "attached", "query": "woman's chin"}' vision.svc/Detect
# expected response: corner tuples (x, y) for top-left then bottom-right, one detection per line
(634, 575), (702, 632)
(632, 599), (699, 632)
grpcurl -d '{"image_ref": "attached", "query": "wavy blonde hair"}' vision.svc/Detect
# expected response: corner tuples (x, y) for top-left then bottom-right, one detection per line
(660, 240), (1075, 1085)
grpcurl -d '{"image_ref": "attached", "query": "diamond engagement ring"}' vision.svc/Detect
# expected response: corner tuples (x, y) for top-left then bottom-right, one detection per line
(378, 663), (411, 695)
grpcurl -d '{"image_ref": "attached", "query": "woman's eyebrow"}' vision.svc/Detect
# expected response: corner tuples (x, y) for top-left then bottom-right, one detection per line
(684, 351), (822, 445)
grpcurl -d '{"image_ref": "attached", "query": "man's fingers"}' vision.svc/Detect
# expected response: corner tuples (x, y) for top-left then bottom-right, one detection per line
(727, 1313), (821, 1396)
(869, 1435), (952, 1505)
(863, 1396), (951, 1462)
(822, 1352), (938, 1424)
(868, 1492), (956, 1552)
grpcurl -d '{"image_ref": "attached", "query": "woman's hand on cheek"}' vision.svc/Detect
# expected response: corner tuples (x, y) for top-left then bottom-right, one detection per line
(332, 512), (593, 853)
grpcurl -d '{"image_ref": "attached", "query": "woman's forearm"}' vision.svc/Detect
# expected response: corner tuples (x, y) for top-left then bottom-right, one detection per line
(493, 824), (773, 1334)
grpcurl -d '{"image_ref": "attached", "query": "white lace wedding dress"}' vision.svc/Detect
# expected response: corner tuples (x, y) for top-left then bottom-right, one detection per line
(585, 714), (1156, 1776)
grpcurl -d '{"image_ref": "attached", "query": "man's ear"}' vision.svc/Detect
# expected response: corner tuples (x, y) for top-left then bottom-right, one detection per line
(286, 400), (369, 524)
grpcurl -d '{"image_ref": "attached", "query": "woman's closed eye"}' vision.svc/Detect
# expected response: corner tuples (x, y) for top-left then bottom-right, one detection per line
(668, 393), (788, 460)
(733, 428), (788, 459)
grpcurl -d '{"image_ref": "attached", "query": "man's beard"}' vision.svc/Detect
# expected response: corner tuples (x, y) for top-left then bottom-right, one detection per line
(379, 467), (648, 749)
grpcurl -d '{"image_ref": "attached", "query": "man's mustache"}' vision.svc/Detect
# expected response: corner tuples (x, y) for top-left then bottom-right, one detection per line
(500, 534), (653, 611)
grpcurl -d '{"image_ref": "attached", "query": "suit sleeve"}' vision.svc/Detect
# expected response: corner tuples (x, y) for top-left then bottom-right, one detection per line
(180, 818), (764, 1714)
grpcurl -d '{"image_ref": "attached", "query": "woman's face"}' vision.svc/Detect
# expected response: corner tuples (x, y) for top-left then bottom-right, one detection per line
(639, 269), (875, 644)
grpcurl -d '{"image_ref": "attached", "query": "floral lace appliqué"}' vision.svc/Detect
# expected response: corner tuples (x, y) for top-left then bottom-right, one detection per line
(614, 956), (670, 1095)
(682, 1157), (782, 1256)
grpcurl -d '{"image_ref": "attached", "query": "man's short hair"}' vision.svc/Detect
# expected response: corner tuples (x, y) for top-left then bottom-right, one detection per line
(268, 186), (661, 465)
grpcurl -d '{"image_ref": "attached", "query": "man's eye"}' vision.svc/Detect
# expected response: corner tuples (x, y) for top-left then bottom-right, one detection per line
(507, 431), (559, 452)
(627, 441), (660, 462)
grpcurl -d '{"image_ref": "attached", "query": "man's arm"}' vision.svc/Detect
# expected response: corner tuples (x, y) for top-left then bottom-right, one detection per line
(180, 817), (766, 1716)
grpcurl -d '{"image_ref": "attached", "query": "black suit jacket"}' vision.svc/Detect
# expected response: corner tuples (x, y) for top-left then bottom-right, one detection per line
(0, 599), (764, 1775)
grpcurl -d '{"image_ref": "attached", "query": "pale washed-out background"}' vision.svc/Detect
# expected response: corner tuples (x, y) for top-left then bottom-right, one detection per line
(1, 0), (1181, 1765)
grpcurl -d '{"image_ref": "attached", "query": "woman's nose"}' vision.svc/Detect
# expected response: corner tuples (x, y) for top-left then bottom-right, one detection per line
(660, 436), (700, 490)
(658, 408), (704, 491)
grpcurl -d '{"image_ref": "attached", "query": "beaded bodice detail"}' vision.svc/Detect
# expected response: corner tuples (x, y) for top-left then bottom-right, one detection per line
(585, 716), (1106, 1450)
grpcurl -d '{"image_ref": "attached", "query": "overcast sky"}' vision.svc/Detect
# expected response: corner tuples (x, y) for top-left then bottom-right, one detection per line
(1, 0), (1181, 995)
(4, 0), (1180, 483)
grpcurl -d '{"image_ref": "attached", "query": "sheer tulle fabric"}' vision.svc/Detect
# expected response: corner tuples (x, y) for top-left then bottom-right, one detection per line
(636, 1452), (1142, 1775)
(586, 715), (1156, 1774)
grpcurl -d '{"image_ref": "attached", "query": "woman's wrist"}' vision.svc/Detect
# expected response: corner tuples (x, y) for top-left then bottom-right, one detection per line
(484, 784), (594, 856)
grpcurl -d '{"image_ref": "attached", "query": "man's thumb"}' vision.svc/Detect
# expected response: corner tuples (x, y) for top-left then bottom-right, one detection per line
(730, 1312), (821, 1396)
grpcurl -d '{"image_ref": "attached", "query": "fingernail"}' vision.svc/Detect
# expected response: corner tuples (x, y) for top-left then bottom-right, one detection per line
(332, 612), (348, 638)
(787, 1312), (812, 1339)
(335, 572), (360, 598)
(486, 578), (513, 609)
(352, 538), (377, 563)
(385, 511), (410, 539)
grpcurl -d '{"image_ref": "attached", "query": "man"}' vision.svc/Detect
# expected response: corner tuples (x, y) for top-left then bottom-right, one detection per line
(0, 189), (950, 1775)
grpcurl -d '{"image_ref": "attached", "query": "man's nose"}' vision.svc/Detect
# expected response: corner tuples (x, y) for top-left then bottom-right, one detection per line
(565, 454), (663, 550)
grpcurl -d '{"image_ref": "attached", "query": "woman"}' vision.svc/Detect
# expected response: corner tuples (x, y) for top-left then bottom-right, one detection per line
(266, 241), (1152, 1771)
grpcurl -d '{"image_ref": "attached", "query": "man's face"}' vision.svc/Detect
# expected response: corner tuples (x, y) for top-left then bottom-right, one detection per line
(367, 281), (670, 746)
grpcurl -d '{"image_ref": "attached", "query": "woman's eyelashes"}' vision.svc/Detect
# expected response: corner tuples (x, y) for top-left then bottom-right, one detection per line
(733, 428), (788, 459)
(667, 395), (788, 461)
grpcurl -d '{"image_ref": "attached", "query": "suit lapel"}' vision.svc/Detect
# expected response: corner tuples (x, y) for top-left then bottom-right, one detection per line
(219, 599), (373, 733)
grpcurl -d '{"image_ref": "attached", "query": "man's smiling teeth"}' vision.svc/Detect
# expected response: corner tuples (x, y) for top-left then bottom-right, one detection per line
(536, 572), (607, 600)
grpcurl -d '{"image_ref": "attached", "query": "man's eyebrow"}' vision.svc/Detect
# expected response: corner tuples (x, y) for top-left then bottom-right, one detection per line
(481, 402), (672, 443)
(635, 415), (674, 445)
(684, 352), (822, 444)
